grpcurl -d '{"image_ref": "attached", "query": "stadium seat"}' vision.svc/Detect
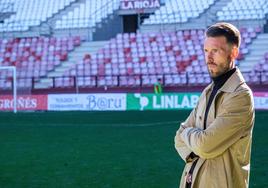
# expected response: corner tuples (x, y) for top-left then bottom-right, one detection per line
(0, 36), (81, 87)
(217, 0), (268, 21)
(0, 24), (264, 89)
(143, 0), (215, 25)
(71, 27), (255, 88)
(55, 0), (120, 29)
(0, 0), (76, 31)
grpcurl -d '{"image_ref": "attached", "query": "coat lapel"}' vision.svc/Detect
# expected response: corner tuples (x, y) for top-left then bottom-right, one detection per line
(219, 68), (245, 93)
(206, 68), (245, 128)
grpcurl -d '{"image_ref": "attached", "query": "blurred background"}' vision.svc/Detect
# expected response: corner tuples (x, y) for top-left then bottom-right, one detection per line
(0, 0), (267, 187)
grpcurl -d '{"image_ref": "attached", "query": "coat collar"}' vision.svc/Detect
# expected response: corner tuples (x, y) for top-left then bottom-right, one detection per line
(203, 68), (245, 93)
(219, 68), (245, 93)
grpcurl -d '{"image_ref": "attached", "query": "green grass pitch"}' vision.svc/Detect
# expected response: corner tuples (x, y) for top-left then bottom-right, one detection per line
(0, 110), (267, 188)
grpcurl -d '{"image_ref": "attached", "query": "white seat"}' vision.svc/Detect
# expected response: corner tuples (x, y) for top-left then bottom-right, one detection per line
(216, 0), (267, 21)
(143, 0), (215, 25)
(0, 0), (76, 31)
(55, 0), (119, 29)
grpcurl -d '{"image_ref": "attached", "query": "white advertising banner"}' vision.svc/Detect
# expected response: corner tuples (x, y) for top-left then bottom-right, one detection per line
(254, 92), (268, 110)
(48, 94), (126, 111)
(47, 92), (268, 111)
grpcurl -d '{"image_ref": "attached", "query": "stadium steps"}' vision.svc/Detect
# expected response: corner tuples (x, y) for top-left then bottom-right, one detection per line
(264, 19), (268, 32)
(35, 40), (109, 89)
(0, 12), (15, 22)
(239, 33), (268, 72)
(92, 12), (122, 41)
(0, 1), (15, 22)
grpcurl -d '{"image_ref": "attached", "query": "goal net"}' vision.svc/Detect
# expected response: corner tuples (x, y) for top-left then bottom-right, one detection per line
(0, 66), (17, 113)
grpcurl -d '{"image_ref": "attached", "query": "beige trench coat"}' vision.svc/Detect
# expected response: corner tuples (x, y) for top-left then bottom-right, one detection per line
(175, 69), (255, 188)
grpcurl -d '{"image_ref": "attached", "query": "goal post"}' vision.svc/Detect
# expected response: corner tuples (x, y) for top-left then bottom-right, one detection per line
(0, 66), (17, 113)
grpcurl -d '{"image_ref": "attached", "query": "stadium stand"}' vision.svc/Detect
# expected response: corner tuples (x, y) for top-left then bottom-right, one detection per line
(0, 36), (81, 89)
(217, 0), (268, 21)
(0, 0), (14, 17)
(143, 0), (215, 24)
(247, 51), (268, 84)
(0, 0), (268, 92)
(60, 26), (258, 88)
(62, 30), (205, 88)
(0, 0), (76, 32)
(0, 26), (262, 89)
(55, 0), (120, 29)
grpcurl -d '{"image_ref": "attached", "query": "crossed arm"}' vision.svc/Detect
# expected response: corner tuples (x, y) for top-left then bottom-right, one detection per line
(174, 108), (197, 162)
(175, 91), (253, 160)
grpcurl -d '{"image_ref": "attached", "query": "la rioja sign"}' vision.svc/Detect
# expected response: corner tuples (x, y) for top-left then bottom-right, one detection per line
(120, 0), (160, 11)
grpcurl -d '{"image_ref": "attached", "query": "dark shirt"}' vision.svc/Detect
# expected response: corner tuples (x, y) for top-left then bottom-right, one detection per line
(203, 67), (237, 129)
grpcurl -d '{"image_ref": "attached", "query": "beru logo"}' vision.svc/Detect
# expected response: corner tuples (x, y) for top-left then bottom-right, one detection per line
(86, 95), (125, 110)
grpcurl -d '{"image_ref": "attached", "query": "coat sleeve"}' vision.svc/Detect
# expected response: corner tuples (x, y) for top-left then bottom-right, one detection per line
(174, 107), (197, 162)
(180, 90), (254, 159)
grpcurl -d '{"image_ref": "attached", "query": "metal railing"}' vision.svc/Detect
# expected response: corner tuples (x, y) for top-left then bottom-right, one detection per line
(1, 71), (268, 93)
(31, 71), (268, 89)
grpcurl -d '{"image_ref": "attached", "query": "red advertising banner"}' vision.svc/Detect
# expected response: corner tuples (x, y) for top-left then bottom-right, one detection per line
(0, 95), (48, 111)
(120, 0), (160, 10)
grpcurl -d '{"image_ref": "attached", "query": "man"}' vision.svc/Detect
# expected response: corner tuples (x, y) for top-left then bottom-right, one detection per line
(154, 78), (163, 94)
(174, 22), (255, 188)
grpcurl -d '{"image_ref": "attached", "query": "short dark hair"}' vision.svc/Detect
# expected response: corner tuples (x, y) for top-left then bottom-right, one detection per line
(206, 22), (241, 48)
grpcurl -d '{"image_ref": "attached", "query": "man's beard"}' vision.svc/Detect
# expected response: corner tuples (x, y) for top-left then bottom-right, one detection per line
(207, 56), (233, 78)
